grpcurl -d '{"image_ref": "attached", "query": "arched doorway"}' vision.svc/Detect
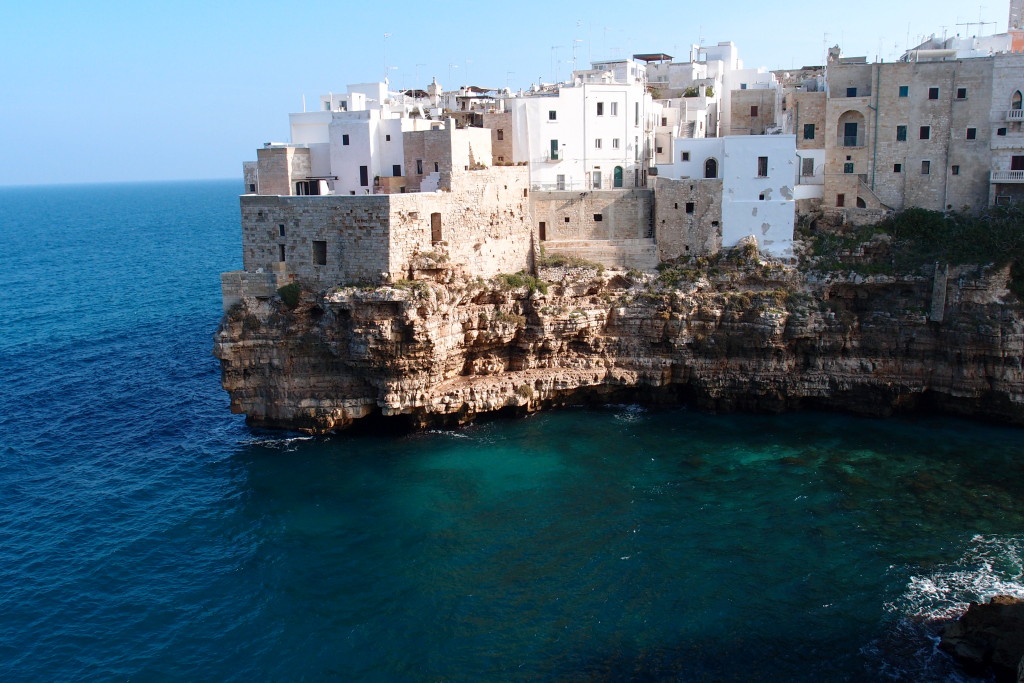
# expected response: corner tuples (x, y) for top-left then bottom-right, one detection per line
(837, 110), (866, 147)
(613, 166), (624, 188)
(704, 158), (718, 179)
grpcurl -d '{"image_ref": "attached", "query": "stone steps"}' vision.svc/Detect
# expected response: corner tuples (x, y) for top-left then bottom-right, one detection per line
(543, 238), (660, 271)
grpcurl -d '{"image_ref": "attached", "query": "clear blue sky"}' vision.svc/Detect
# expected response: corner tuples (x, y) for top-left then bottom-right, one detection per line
(0, 0), (1003, 186)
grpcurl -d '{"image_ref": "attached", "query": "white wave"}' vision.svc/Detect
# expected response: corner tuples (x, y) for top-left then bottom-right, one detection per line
(888, 534), (1024, 622)
(243, 435), (315, 451)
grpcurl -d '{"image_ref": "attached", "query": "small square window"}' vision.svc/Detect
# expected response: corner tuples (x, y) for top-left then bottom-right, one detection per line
(750, 105), (759, 117)
(803, 123), (815, 140)
(496, 129), (504, 141)
(844, 162), (854, 174)
(593, 214), (603, 221)
(846, 87), (857, 97)
(549, 110), (557, 120)
(928, 87), (939, 100)
(612, 138), (620, 149)
(610, 102), (618, 116)
(681, 151), (690, 161)
(921, 160), (931, 174)
(956, 88), (967, 99)
(920, 126), (930, 140)
(564, 217), (570, 223)
(685, 202), (694, 214)
(896, 125), (907, 141)
(656, 146), (663, 154)
(952, 165), (960, 175)
(312, 240), (327, 265)
(966, 127), (977, 140)
(248, 183), (256, 193)
(661, 117), (668, 126)
(595, 138), (602, 149)
(596, 102), (604, 116)
(998, 128), (1008, 136)
(893, 163), (902, 173)
(757, 156), (768, 177)
(342, 134), (350, 145)
(758, 192), (766, 200)
(385, 134), (391, 141)
(836, 193), (845, 207)
(899, 85), (909, 97)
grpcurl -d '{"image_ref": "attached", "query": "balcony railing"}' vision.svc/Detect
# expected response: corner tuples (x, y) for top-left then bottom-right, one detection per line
(991, 170), (1024, 182)
(1006, 109), (1024, 120)
(837, 135), (865, 147)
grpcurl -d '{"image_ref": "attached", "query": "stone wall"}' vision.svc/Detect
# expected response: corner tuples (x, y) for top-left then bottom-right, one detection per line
(789, 91), (826, 150)
(220, 270), (279, 311)
(482, 112), (514, 164)
(652, 178), (723, 259)
(730, 89), (777, 135)
(256, 146), (310, 196)
(240, 194), (392, 287)
(531, 189), (653, 241)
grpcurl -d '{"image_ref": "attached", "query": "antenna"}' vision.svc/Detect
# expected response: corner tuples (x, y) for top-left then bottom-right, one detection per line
(383, 33), (391, 82)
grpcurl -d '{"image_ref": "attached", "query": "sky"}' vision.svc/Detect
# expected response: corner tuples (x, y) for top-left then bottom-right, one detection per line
(0, 0), (1008, 186)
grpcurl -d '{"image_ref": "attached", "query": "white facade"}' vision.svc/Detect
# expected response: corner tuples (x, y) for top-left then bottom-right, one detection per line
(511, 75), (658, 191)
(657, 135), (798, 257)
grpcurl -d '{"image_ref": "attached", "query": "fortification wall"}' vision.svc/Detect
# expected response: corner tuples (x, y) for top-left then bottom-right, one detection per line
(652, 178), (723, 259)
(531, 189), (653, 241)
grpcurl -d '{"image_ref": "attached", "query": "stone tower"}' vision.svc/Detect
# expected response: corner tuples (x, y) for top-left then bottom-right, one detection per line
(1011, 0), (1023, 30)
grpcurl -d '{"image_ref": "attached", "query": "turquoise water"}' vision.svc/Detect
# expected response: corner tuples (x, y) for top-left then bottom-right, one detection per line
(1, 180), (1022, 681)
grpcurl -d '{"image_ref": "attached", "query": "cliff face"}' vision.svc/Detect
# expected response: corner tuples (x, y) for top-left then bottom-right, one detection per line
(213, 261), (1024, 433)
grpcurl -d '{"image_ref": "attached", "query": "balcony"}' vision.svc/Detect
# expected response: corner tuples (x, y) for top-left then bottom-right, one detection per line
(991, 170), (1024, 183)
(837, 135), (865, 148)
(1006, 109), (1024, 121)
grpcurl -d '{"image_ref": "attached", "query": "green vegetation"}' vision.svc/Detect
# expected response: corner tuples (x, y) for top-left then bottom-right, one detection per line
(515, 384), (534, 400)
(496, 271), (549, 295)
(537, 249), (605, 274)
(804, 206), (1024, 296)
(276, 282), (302, 308)
(392, 279), (431, 297)
(683, 86), (699, 98)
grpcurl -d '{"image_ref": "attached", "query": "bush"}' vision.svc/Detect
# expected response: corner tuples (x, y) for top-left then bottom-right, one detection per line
(496, 271), (549, 295)
(277, 282), (302, 308)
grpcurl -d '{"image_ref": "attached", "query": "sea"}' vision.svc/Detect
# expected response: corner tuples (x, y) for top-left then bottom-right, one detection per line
(1, 179), (1023, 681)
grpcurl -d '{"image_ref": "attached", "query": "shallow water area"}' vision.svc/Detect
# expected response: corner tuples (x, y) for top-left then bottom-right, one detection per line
(1, 180), (1023, 681)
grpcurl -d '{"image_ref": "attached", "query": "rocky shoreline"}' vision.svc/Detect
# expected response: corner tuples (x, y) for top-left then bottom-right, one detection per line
(213, 253), (1024, 433)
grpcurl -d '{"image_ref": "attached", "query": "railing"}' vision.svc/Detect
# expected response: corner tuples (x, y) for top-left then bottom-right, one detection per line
(531, 181), (584, 191)
(837, 135), (865, 147)
(1006, 109), (1024, 120)
(991, 170), (1024, 182)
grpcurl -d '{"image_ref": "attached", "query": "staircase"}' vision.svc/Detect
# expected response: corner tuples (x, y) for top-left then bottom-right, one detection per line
(543, 238), (660, 271)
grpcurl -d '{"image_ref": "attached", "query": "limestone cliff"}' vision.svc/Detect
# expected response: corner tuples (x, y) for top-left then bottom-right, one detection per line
(213, 255), (1024, 433)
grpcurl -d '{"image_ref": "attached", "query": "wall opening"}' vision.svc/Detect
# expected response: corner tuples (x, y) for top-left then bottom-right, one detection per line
(704, 158), (718, 179)
(278, 244), (286, 262)
(614, 166), (623, 188)
(359, 166), (369, 186)
(430, 212), (442, 243)
(312, 240), (327, 265)
(539, 222), (546, 241)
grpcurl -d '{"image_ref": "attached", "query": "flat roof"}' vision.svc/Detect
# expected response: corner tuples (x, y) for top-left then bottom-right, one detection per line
(633, 53), (673, 62)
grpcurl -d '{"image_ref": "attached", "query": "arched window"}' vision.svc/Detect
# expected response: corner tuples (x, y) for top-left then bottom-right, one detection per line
(704, 158), (718, 179)
(1012, 90), (1022, 110)
(856, 197), (867, 208)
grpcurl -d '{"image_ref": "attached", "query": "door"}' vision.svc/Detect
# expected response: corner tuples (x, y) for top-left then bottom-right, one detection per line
(550, 140), (559, 160)
(1012, 156), (1024, 171)
(592, 171), (602, 189)
(844, 122), (858, 146)
(614, 166), (623, 188)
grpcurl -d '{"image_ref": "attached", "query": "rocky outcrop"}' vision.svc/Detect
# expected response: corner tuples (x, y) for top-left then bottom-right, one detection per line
(213, 259), (1024, 433)
(940, 595), (1024, 682)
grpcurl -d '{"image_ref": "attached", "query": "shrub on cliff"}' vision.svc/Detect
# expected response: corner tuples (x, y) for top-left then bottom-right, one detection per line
(496, 272), (548, 295)
(277, 282), (302, 309)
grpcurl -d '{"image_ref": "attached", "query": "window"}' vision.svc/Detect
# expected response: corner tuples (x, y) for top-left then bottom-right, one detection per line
(921, 160), (931, 175)
(248, 183), (256, 193)
(385, 134), (391, 141)
(612, 138), (620, 149)
(920, 126), (930, 140)
(548, 110), (557, 120)
(392, 164), (401, 177)
(434, 162), (439, 172)
(899, 85), (909, 97)
(278, 244), (286, 262)
(894, 163), (902, 173)
(564, 217), (570, 223)
(757, 156), (768, 177)
(681, 151), (690, 161)
(312, 240), (327, 265)
(836, 193), (845, 207)
(656, 146), (663, 154)
(951, 165), (960, 175)
(593, 214), (603, 221)
(592, 171), (601, 189)
(685, 202), (695, 214)
(759, 192), (766, 200)
(998, 127), (1008, 136)
(740, 83), (747, 90)
(803, 123), (815, 140)
(550, 140), (559, 160)
(750, 105), (759, 117)
(595, 138), (602, 149)
(278, 224), (285, 237)
(801, 158), (814, 176)
(496, 129), (504, 141)
(966, 127), (977, 140)
(1013, 91), (1023, 110)
(359, 166), (369, 186)
(416, 159), (423, 175)
(928, 87), (939, 100)
(661, 117), (668, 126)
(956, 87), (967, 99)
(342, 134), (350, 145)
(610, 102), (618, 116)
(635, 102), (639, 126)
(556, 174), (566, 190)
(597, 102), (604, 116)
(704, 158), (718, 178)
(847, 87), (857, 97)
(896, 125), (907, 142)
(844, 162), (854, 174)
(431, 213), (442, 243)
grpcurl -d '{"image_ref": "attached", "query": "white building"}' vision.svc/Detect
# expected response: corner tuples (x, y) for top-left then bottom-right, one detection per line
(657, 135), (799, 257)
(511, 59), (658, 191)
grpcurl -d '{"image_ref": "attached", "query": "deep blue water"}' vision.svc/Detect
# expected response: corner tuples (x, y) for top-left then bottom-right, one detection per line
(1, 180), (1023, 681)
